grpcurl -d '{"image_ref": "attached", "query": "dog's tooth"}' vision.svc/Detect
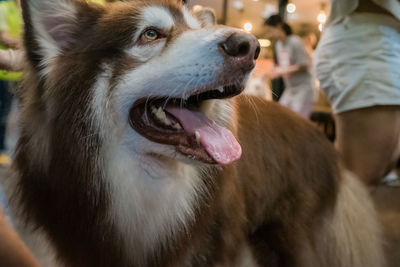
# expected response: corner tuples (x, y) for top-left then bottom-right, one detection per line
(154, 107), (171, 125)
(195, 131), (201, 144)
(173, 123), (182, 130)
(218, 86), (224, 93)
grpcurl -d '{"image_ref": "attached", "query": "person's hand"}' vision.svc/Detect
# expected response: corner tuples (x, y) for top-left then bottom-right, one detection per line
(0, 49), (24, 71)
(267, 66), (288, 80)
(273, 66), (285, 78)
(0, 32), (21, 49)
(265, 68), (279, 80)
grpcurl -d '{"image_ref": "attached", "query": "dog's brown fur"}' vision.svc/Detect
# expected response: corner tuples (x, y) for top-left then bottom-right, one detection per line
(3, 0), (385, 266)
(9, 94), (385, 267)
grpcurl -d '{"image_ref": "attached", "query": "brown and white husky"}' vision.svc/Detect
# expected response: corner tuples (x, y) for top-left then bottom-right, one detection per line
(2, 0), (384, 266)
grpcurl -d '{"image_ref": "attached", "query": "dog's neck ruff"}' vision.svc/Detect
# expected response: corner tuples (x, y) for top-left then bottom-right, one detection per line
(105, 144), (204, 263)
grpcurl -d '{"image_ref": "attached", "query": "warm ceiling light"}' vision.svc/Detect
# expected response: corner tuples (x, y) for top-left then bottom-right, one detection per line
(258, 39), (271, 48)
(244, 23), (253, 32)
(317, 11), (327, 24)
(232, 0), (244, 10)
(286, 3), (296, 13)
(192, 5), (203, 12)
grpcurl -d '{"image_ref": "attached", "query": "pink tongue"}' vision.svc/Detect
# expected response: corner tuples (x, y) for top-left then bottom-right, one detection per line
(166, 107), (242, 165)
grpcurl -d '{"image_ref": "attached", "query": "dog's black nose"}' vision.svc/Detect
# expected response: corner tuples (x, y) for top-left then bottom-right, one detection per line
(220, 32), (260, 60)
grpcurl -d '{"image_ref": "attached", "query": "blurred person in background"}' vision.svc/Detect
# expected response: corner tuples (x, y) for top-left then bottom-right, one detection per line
(314, 0), (400, 190)
(264, 14), (314, 118)
(0, 0), (22, 165)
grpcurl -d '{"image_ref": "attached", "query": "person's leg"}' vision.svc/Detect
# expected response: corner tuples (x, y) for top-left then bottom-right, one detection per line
(335, 106), (400, 189)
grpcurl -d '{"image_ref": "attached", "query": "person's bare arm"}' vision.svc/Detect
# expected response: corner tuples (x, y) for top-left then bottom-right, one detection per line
(272, 64), (307, 78)
(0, 207), (39, 267)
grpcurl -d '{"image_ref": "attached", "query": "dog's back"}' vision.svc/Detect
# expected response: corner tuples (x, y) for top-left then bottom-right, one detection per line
(231, 96), (385, 266)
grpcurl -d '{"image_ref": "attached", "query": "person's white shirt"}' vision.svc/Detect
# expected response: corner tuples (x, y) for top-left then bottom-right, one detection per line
(327, 0), (400, 26)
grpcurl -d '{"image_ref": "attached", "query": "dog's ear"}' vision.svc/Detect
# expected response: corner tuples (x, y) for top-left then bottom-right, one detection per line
(21, 0), (95, 73)
(192, 6), (217, 27)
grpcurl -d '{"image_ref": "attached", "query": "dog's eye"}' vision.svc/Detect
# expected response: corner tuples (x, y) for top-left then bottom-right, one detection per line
(182, 0), (188, 5)
(143, 29), (159, 41)
(138, 28), (167, 45)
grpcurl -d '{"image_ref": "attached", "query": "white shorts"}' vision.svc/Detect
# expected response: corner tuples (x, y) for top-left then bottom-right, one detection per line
(314, 13), (400, 114)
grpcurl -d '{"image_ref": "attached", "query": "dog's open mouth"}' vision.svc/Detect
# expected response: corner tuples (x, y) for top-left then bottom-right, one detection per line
(129, 85), (243, 165)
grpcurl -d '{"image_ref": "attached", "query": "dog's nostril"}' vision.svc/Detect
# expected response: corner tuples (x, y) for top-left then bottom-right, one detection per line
(254, 45), (261, 60)
(238, 42), (250, 56)
(221, 33), (252, 57)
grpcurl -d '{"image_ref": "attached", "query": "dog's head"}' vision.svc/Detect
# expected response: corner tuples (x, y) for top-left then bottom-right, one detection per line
(21, 0), (260, 167)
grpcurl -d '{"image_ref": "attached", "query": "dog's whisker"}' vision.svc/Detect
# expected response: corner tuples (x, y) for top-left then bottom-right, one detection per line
(245, 94), (260, 124)
(161, 76), (190, 110)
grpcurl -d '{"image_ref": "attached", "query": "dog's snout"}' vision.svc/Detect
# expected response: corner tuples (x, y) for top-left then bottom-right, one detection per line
(219, 32), (260, 71)
(220, 32), (260, 60)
